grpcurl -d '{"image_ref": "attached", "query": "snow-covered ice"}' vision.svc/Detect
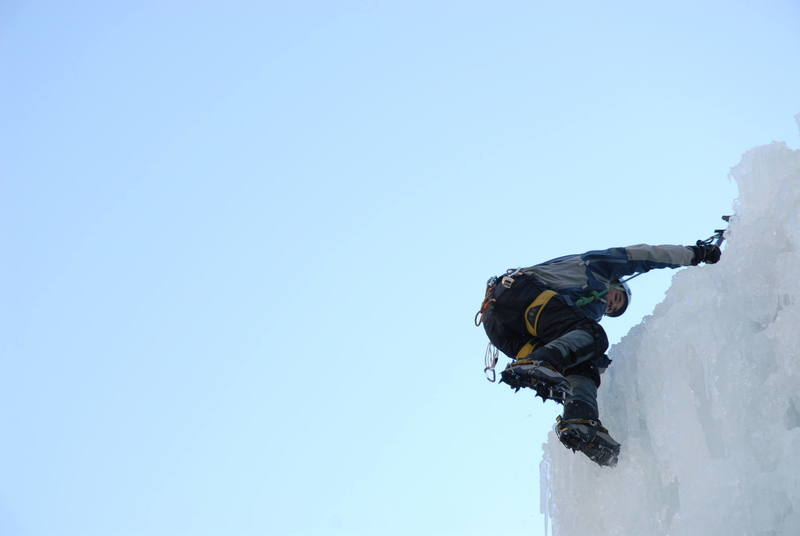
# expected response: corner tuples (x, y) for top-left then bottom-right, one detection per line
(541, 138), (800, 535)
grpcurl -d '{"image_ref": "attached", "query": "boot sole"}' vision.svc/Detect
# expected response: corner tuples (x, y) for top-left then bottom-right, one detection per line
(500, 363), (572, 402)
(557, 425), (620, 467)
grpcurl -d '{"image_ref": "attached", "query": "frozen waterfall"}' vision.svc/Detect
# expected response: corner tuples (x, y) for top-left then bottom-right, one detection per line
(541, 135), (800, 535)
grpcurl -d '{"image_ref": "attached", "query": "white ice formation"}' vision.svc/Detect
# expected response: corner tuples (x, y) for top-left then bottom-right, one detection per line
(541, 137), (800, 535)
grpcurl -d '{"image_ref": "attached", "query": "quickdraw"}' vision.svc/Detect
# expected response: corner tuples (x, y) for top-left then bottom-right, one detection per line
(483, 343), (499, 382)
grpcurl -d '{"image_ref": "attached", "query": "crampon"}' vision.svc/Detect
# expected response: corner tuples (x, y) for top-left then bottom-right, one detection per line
(555, 416), (621, 467)
(499, 359), (571, 403)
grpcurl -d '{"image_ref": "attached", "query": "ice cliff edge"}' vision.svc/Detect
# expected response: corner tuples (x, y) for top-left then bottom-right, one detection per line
(542, 139), (800, 536)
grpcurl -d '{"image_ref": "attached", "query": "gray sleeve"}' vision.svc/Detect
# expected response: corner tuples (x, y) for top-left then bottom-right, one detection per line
(624, 244), (695, 266)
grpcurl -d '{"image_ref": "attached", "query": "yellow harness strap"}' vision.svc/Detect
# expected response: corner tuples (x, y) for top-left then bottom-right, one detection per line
(515, 290), (558, 359)
(515, 343), (537, 359)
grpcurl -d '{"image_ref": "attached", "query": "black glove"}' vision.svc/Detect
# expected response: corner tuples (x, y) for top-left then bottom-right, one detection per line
(691, 243), (721, 265)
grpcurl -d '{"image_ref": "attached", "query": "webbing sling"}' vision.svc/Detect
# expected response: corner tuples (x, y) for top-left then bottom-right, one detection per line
(515, 289), (558, 359)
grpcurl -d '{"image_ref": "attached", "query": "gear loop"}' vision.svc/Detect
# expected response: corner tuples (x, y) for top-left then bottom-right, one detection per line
(474, 277), (498, 327)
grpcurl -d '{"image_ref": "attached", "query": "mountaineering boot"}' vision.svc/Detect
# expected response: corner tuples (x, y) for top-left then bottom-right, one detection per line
(554, 416), (621, 467)
(499, 348), (571, 402)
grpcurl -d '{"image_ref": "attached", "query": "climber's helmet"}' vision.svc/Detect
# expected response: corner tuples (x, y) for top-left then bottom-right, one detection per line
(605, 280), (631, 317)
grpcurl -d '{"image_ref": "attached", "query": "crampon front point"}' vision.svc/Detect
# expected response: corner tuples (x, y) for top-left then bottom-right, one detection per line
(499, 360), (572, 403)
(555, 416), (621, 467)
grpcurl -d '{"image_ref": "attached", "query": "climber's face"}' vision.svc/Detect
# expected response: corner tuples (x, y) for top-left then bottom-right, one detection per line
(605, 287), (628, 316)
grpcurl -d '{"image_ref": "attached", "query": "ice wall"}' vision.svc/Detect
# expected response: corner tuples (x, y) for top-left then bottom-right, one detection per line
(541, 139), (800, 536)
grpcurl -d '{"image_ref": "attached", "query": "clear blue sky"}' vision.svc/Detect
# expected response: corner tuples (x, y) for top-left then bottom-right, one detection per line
(1, 2), (799, 535)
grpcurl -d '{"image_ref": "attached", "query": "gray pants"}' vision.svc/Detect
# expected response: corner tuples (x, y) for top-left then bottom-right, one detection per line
(539, 329), (602, 420)
(542, 329), (597, 368)
(522, 295), (609, 421)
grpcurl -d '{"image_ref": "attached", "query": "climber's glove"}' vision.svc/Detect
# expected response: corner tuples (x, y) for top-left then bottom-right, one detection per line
(690, 243), (721, 265)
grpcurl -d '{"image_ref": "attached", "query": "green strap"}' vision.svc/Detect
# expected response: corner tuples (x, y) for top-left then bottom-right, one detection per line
(576, 272), (644, 307)
(576, 290), (607, 307)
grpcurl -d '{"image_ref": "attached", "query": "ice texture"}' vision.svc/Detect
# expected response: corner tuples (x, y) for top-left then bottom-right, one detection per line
(541, 140), (800, 536)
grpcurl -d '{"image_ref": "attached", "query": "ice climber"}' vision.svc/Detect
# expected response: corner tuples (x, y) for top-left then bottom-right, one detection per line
(475, 243), (722, 466)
